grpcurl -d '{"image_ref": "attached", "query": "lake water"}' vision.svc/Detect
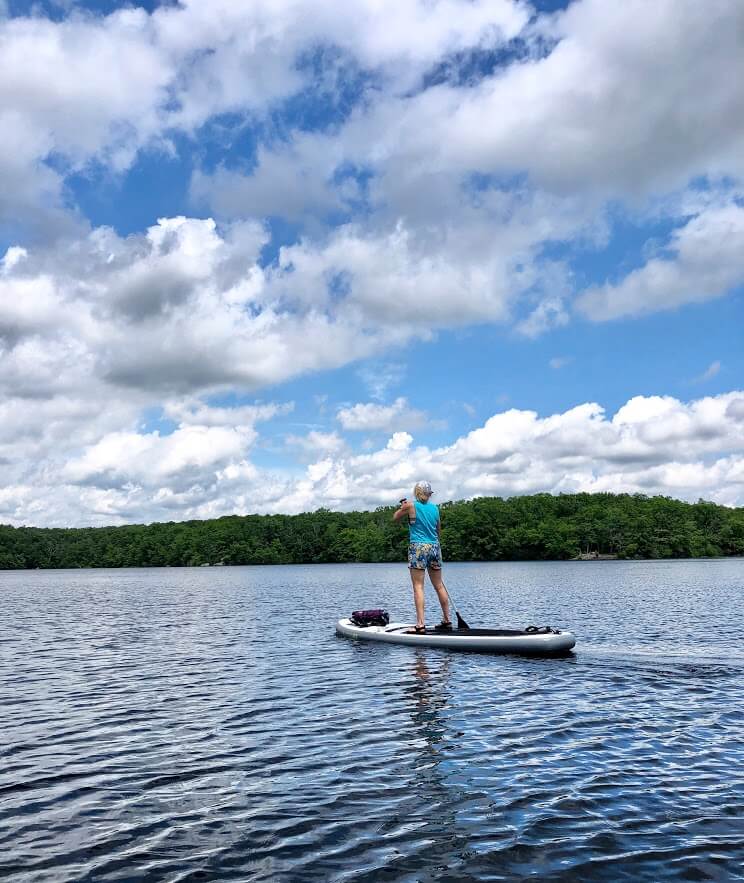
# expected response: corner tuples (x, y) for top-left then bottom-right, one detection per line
(1, 560), (743, 882)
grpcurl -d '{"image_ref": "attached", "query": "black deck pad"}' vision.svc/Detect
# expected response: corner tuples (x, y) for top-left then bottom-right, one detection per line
(388, 627), (546, 637)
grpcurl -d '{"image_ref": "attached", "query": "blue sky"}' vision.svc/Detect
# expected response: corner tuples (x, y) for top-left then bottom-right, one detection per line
(1, 0), (743, 526)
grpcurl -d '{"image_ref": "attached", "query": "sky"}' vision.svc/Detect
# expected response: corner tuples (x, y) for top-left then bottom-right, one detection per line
(0, 0), (743, 528)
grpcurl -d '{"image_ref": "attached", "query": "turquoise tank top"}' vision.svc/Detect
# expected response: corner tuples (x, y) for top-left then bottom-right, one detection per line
(409, 500), (440, 544)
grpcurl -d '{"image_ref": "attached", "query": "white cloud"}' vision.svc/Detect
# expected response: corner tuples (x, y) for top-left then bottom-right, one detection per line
(3, 390), (744, 526)
(63, 424), (252, 486)
(286, 430), (348, 457)
(185, 0), (744, 332)
(516, 294), (570, 338)
(0, 216), (420, 402)
(0, 0), (742, 219)
(1, 246), (27, 271)
(193, 0), (744, 223)
(417, 0), (744, 197)
(356, 361), (405, 401)
(0, 0), (527, 230)
(0, 10), (171, 232)
(3, 0), (743, 333)
(191, 140), (348, 225)
(726, 398), (744, 420)
(294, 391), (744, 512)
(163, 399), (293, 428)
(577, 203), (744, 320)
(272, 220), (522, 328)
(58, 393), (292, 495)
(3, 1), (744, 528)
(694, 360), (722, 384)
(337, 397), (427, 432)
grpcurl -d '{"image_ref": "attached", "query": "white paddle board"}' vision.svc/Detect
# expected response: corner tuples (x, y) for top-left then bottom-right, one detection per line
(336, 618), (576, 655)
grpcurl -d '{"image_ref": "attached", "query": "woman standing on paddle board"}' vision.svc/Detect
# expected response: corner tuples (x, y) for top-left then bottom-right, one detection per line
(393, 481), (451, 634)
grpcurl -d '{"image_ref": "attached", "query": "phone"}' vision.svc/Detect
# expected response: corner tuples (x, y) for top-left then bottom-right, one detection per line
(399, 498), (407, 504)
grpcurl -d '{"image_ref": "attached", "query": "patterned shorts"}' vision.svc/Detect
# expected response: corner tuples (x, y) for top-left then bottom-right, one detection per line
(408, 542), (442, 570)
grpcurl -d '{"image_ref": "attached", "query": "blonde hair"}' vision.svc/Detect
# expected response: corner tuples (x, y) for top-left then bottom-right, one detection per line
(414, 482), (432, 502)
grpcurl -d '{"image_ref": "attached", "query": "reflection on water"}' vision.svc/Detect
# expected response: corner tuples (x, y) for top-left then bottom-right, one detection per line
(407, 651), (452, 803)
(0, 560), (743, 881)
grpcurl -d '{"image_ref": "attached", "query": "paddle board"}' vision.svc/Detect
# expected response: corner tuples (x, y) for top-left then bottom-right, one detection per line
(336, 618), (576, 655)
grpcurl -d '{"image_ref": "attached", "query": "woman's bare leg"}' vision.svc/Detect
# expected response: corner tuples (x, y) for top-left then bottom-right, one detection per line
(428, 567), (450, 622)
(410, 567), (426, 627)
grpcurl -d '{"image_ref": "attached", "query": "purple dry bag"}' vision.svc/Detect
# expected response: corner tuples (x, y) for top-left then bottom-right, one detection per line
(350, 608), (389, 627)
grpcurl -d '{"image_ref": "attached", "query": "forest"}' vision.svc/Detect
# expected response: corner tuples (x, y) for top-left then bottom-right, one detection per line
(1, 492), (743, 570)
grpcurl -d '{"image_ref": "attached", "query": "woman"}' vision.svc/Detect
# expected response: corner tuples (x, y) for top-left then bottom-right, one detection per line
(393, 481), (452, 634)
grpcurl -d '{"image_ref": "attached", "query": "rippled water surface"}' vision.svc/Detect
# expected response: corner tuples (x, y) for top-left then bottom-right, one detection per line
(1, 561), (743, 882)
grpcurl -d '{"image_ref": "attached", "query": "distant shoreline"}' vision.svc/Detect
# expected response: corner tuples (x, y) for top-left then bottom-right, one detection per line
(1, 492), (742, 570)
(3, 556), (743, 574)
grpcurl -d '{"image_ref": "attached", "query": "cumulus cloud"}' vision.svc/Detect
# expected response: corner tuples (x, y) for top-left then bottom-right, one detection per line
(186, 0), (744, 337)
(0, 216), (421, 402)
(418, 0), (744, 197)
(4, 0), (744, 328)
(286, 430), (348, 457)
(3, 0), (744, 529)
(0, 9), (170, 233)
(516, 294), (570, 338)
(179, 0), (744, 366)
(0, 388), (292, 526)
(577, 202), (744, 320)
(323, 391), (744, 511)
(3, 391), (744, 527)
(725, 398), (744, 421)
(192, 0), (744, 221)
(64, 424), (252, 487)
(191, 140), (348, 225)
(337, 397), (427, 432)
(162, 399), (294, 428)
(272, 221), (521, 328)
(0, 0), (526, 230)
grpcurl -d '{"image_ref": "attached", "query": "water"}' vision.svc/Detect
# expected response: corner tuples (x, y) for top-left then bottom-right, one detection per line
(1, 560), (743, 882)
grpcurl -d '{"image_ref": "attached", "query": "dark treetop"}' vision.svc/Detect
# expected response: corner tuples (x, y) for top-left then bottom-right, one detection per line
(1, 493), (743, 570)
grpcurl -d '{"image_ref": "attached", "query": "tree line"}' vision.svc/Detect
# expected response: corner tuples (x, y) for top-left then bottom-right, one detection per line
(0, 492), (742, 570)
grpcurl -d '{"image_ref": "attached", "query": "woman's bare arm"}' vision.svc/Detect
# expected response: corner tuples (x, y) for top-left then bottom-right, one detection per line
(393, 499), (415, 522)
